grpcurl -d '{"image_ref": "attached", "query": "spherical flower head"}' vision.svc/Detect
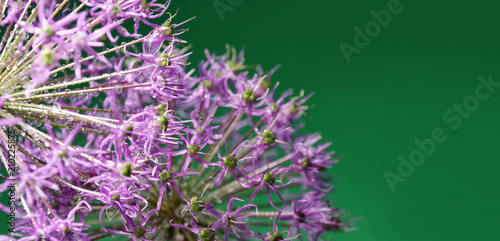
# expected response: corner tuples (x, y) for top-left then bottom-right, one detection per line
(0, 0), (353, 240)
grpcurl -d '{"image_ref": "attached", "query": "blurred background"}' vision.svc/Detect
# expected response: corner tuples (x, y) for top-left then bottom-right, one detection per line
(168, 0), (500, 240)
(2, 0), (500, 240)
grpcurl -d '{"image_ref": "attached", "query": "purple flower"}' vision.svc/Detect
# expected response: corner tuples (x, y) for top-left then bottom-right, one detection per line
(212, 141), (252, 188)
(205, 197), (258, 241)
(0, 0), (352, 240)
(150, 154), (198, 211)
(249, 167), (290, 211)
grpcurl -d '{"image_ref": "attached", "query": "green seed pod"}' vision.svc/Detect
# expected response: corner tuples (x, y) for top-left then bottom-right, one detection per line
(203, 79), (213, 88)
(270, 103), (278, 112)
(157, 103), (166, 110)
(242, 89), (257, 103)
(227, 60), (237, 69)
(159, 53), (170, 66)
(263, 173), (276, 185)
(262, 130), (273, 138)
(263, 136), (276, 145)
(222, 155), (237, 169)
(301, 158), (313, 168)
(42, 25), (54, 37)
(188, 144), (199, 155)
(57, 149), (67, 158)
(262, 130), (276, 144)
(190, 196), (205, 212)
(267, 232), (284, 241)
(157, 103), (166, 115)
(289, 101), (298, 113)
(41, 48), (54, 66)
(71, 195), (82, 206)
(199, 228), (215, 241)
(111, 5), (122, 15)
(157, 115), (169, 129)
(259, 78), (271, 90)
(123, 126), (133, 136)
(120, 162), (132, 177)
(160, 170), (173, 183)
(164, 28), (173, 36)
(213, 70), (223, 78)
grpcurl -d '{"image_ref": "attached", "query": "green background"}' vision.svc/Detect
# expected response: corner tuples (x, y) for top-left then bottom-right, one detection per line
(3, 0), (500, 240)
(170, 0), (500, 240)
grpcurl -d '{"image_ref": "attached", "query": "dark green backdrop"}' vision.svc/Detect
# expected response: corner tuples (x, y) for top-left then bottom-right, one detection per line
(169, 0), (500, 240)
(3, 0), (500, 240)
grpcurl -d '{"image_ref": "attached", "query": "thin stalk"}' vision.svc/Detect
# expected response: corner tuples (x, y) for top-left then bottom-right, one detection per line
(10, 65), (153, 97)
(11, 82), (152, 102)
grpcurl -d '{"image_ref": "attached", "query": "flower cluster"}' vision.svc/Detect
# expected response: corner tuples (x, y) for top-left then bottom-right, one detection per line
(0, 0), (352, 240)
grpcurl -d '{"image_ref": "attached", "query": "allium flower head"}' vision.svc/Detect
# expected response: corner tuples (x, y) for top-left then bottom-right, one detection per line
(0, 0), (353, 240)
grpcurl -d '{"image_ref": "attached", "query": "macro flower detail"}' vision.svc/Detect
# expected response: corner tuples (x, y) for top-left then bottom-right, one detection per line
(0, 0), (353, 240)
(203, 197), (257, 241)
